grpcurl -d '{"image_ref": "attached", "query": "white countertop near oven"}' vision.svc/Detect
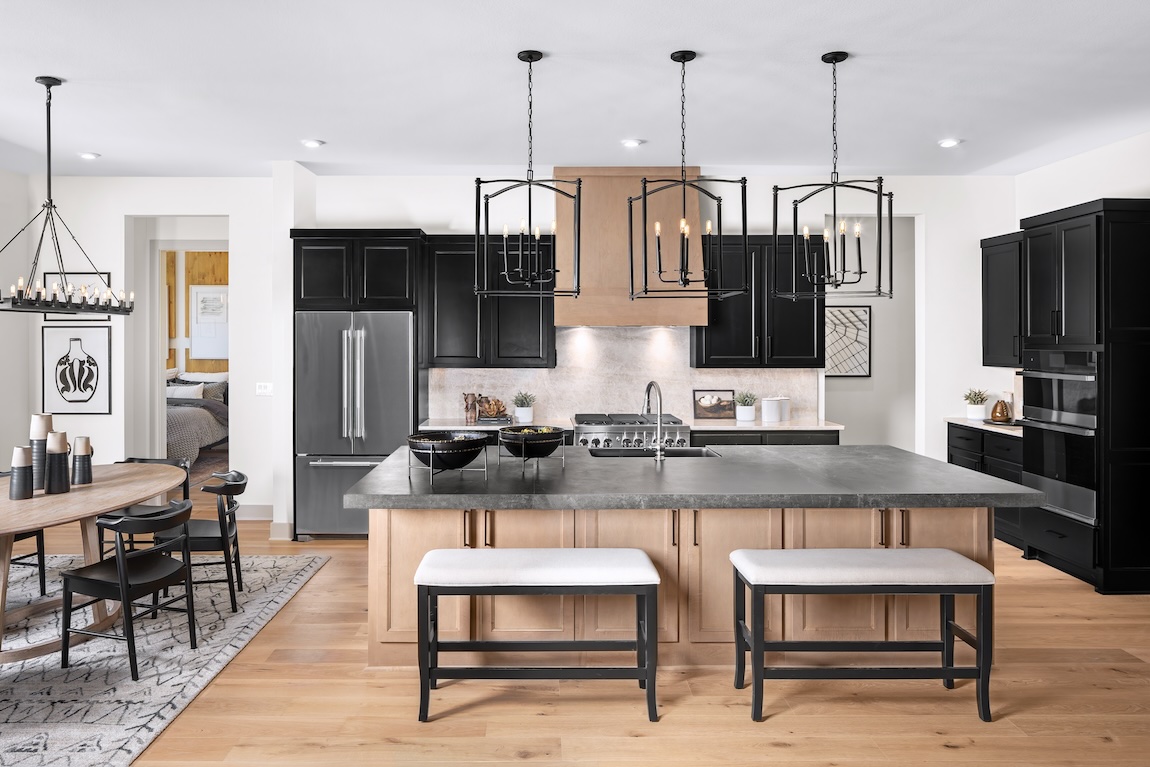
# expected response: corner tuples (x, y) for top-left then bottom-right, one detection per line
(686, 417), (844, 431)
(945, 417), (1023, 437)
(418, 418), (572, 432)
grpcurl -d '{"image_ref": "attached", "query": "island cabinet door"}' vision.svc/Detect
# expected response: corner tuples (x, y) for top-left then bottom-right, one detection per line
(369, 508), (471, 643)
(685, 508), (783, 643)
(888, 507), (992, 641)
(575, 509), (679, 642)
(784, 508), (889, 642)
(475, 509), (576, 641)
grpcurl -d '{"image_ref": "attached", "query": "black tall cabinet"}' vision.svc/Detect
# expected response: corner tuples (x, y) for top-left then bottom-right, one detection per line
(988, 199), (1150, 593)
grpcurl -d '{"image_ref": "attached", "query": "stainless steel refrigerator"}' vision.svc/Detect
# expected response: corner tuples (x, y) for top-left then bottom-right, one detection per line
(294, 311), (423, 536)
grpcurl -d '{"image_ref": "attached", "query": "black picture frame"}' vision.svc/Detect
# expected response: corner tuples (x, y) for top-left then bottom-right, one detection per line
(693, 389), (735, 419)
(42, 325), (112, 415)
(42, 271), (112, 322)
(825, 305), (872, 377)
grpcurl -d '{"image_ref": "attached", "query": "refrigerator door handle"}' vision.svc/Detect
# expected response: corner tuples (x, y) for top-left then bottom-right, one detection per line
(356, 328), (366, 438)
(341, 329), (352, 439)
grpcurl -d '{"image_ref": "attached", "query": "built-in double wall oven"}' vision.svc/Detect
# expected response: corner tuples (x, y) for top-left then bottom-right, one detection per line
(1018, 349), (1098, 525)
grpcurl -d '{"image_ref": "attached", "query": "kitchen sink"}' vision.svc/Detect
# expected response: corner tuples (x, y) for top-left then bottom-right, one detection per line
(588, 446), (721, 458)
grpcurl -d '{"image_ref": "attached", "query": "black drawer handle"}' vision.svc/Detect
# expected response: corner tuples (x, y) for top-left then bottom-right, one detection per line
(1044, 529), (1067, 539)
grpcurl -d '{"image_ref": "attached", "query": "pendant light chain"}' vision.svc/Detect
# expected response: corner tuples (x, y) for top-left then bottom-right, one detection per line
(831, 59), (839, 183)
(680, 58), (687, 182)
(526, 58), (534, 182)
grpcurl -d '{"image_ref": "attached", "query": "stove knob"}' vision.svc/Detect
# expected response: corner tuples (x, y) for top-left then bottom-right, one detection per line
(578, 438), (589, 446)
(622, 438), (632, 447)
(603, 438), (613, 448)
(591, 438), (601, 447)
(664, 437), (674, 446)
(676, 437), (687, 447)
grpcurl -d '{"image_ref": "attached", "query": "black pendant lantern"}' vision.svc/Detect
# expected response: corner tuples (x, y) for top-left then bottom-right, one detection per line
(475, 51), (581, 298)
(628, 50), (749, 300)
(772, 52), (894, 300)
(0, 77), (134, 316)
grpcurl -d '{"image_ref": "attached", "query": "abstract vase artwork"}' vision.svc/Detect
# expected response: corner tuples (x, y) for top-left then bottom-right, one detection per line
(55, 338), (99, 403)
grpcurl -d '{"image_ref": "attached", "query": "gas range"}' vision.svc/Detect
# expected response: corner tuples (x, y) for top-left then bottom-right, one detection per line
(572, 413), (690, 449)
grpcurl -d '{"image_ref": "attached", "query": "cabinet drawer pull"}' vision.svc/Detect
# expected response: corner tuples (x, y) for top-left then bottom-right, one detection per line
(463, 509), (471, 548)
(671, 509), (678, 547)
(693, 509), (699, 546)
(1044, 529), (1067, 539)
(878, 508), (887, 547)
(483, 509), (492, 547)
(900, 508), (909, 547)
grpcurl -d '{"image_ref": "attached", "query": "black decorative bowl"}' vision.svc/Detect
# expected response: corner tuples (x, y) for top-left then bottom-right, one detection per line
(407, 431), (488, 469)
(498, 426), (564, 459)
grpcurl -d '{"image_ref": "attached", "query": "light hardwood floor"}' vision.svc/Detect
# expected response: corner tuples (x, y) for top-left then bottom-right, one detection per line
(24, 495), (1150, 766)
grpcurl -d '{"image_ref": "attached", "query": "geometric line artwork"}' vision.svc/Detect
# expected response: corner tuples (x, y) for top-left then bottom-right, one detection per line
(825, 305), (871, 377)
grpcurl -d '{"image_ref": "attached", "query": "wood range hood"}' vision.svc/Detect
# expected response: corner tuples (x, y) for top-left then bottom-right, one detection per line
(553, 166), (707, 326)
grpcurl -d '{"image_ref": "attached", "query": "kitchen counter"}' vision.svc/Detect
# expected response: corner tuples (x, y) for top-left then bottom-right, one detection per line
(347, 444), (1043, 510)
(945, 417), (1022, 437)
(684, 417), (843, 431)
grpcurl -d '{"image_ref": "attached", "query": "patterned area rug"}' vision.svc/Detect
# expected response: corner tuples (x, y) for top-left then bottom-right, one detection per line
(0, 554), (327, 766)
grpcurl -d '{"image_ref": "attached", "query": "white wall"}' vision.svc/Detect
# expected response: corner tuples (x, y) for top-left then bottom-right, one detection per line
(824, 216), (916, 449)
(0, 169), (32, 467)
(1016, 129), (1150, 218)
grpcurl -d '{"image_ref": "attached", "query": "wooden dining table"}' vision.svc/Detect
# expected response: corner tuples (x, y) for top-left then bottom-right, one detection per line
(0, 462), (186, 663)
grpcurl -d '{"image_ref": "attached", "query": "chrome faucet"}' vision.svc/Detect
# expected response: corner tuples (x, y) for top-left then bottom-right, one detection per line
(642, 380), (665, 461)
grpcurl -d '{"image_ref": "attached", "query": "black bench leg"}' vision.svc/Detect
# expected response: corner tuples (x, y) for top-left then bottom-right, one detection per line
(976, 585), (994, 722)
(751, 584), (766, 722)
(941, 593), (955, 689)
(733, 568), (747, 690)
(644, 585), (658, 722)
(636, 594), (646, 689)
(417, 585), (432, 722)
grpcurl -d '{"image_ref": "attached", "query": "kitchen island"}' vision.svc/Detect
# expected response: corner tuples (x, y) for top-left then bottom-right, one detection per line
(349, 445), (1043, 666)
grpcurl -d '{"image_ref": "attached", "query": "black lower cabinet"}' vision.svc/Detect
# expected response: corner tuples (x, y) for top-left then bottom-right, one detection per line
(424, 236), (555, 368)
(1019, 506), (1097, 584)
(691, 430), (839, 447)
(946, 424), (1025, 549)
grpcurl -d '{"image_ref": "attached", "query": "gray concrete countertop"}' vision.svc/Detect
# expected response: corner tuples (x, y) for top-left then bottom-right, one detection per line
(945, 417), (1023, 438)
(346, 444), (1044, 511)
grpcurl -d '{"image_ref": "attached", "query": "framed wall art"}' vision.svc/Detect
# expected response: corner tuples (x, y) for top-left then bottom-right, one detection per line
(42, 325), (111, 414)
(693, 388), (735, 419)
(825, 305), (871, 377)
(42, 271), (112, 322)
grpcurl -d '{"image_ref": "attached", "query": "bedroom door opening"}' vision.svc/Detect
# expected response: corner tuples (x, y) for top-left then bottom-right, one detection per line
(164, 247), (230, 480)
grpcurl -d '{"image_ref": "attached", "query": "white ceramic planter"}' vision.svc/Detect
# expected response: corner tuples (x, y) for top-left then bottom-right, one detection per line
(736, 404), (756, 422)
(966, 403), (986, 420)
(515, 407), (534, 424)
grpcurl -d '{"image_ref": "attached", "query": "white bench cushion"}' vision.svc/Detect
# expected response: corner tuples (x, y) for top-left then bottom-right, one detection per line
(730, 548), (994, 587)
(415, 547), (660, 587)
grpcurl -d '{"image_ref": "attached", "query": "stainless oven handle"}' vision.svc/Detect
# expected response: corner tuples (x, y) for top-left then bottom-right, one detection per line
(1020, 419), (1095, 437)
(1016, 370), (1096, 382)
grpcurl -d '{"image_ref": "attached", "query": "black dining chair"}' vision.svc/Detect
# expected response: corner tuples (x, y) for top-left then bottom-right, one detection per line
(60, 499), (197, 681)
(1, 470), (46, 596)
(154, 470), (248, 612)
(99, 457), (191, 556)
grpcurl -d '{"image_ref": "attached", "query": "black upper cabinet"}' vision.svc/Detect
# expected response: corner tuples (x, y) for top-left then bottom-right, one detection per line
(292, 229), (423, 310)
(424, 235), (555, 368)
(981, 232), (1023, 367)
(1022, 215), (1098, 347)
(691, 235), (824, 368)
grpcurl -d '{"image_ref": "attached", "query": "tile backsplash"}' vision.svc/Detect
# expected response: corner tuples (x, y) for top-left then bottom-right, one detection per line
(429, 327), (819, 422)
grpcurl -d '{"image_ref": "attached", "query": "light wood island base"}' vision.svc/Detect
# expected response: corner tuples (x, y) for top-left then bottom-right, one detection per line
(368, 506), (992, 668)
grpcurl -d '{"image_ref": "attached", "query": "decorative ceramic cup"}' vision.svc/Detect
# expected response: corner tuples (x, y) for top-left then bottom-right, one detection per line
(71, 453), (93, 485)
(29, 413), (52, 491)
(45, 430), (70, 494)
(8, 446), (33, 500)
(73, 436), (93, 455)
(46, 431), (69, 454)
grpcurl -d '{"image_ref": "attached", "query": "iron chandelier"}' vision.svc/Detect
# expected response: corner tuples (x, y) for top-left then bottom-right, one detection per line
(772, 52), (894, 300)
(0, 76), (134, 316)
(629, 50), (749, 300)
(474, 51), (581, 298)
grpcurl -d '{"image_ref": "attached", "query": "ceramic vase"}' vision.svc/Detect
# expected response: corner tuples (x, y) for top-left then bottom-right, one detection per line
(735, 405), (755, 422)
(515, 407), (534, 424)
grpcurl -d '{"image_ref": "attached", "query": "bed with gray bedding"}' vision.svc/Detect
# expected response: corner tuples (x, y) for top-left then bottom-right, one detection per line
(166, 397), (229, 466)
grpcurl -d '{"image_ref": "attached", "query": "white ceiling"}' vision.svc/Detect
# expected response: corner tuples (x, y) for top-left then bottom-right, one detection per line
(2, 0), (1149, 178)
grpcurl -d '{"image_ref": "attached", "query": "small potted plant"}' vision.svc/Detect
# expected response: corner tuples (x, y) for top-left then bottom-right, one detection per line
(512, 391), (536, 424)
(963, 388), (989, 420)
(734, 391), (757, 422)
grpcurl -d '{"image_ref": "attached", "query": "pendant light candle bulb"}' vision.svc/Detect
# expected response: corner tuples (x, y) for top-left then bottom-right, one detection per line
(520, 219), (526, 234)
(17, 277), (23, 291)
(534, 225), (540, 240)
(551, 220), (556, 235)
(706, 220), (713, 236)
(803, 225), (810, 239)
(680, 218), (687, 235)
(854, 223), (861, 238)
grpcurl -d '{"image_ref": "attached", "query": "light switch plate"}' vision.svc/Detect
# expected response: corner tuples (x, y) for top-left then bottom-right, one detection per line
(255, 382), (274, 396)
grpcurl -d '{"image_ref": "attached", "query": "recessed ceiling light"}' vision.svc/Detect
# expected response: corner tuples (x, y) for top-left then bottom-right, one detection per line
(937, 138), (963, 149)
(300, 139), (326, 149)
(620, 138), (645, 149)
(78, 152), (100, 160)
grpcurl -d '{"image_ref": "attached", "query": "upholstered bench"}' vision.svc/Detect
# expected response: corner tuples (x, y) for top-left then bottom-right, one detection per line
(414, 547), (660, 721)
(730, 547), (995, 722)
